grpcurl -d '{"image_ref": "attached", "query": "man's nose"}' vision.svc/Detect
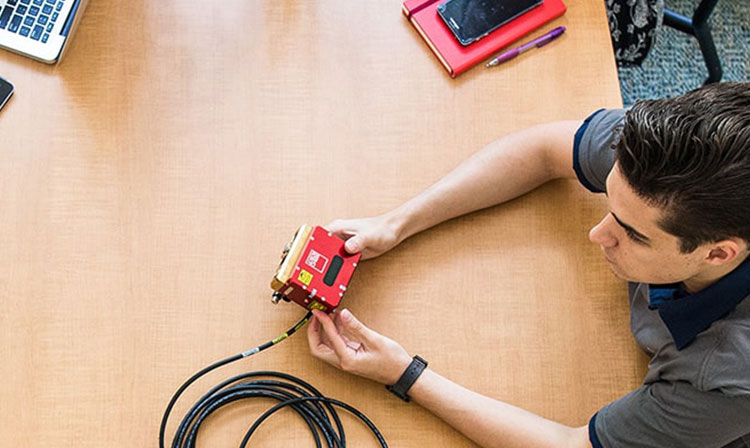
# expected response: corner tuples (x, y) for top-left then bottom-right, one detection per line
(589, 214), (618, 248)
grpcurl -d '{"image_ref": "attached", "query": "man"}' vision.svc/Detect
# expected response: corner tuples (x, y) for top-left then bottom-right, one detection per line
(307, 82), (750, 447)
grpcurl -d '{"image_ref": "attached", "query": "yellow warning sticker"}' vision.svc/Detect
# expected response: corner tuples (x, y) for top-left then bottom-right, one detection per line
(298, 269), (313, 286)
(308, 301), (327, 311)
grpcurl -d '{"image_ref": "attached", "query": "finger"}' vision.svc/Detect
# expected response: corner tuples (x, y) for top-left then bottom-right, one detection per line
(311, 341), (341, 366)
(309, 316), (334, 351)
(323, 221), (353, 238)
(312, 310), (350, 358)
(333, 311), (346, 334)
(333, 313), (360, 350)
(344, 235), (363, 254)
(333, 317), (351, 344)
(307, 317), (342, 363)
(307, 316), (327, 352)
(311, 343), (342, 367)
(338, 309), (377, 344)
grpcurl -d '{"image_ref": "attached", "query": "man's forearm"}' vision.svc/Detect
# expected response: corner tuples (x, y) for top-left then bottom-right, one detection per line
(387, 121), (580, 243)
(409, 368), (590, 448)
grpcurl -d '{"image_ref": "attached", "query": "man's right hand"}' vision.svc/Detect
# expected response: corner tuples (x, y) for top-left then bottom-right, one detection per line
(325, 214), (403, 261)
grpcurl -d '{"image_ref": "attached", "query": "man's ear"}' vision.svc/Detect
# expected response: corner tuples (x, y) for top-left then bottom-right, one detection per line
(704, 238), (746, 266)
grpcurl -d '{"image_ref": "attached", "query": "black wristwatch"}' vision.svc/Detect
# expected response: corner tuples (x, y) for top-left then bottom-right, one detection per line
(386, 355), (428, 402)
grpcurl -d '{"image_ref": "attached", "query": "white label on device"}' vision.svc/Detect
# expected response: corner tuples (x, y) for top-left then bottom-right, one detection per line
(305, 249), (329, 273)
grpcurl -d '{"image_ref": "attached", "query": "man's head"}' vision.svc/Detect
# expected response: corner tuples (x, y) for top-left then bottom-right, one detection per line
(588, 82), (750, 290)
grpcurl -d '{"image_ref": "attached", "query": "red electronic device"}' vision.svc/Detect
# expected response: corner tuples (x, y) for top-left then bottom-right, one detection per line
(270, 225), (361, 313)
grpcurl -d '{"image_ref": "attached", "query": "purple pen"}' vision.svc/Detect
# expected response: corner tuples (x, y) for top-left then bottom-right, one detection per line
(486, 26), (566, 68)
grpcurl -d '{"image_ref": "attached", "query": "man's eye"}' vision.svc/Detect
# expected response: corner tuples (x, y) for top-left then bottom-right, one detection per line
(625, 229), (646, 244)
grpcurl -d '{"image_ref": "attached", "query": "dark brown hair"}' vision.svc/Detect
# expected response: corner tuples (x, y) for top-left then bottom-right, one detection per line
(616, 82), (750, 253)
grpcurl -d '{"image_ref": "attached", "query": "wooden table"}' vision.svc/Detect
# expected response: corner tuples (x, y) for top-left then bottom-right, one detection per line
(0, 1), (646, 446)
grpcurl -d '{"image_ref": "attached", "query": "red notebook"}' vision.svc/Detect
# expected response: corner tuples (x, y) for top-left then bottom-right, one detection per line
(403, 0), (567, 77)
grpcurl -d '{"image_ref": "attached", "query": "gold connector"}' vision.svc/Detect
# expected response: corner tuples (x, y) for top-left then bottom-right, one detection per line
(271, 224), (313, 291)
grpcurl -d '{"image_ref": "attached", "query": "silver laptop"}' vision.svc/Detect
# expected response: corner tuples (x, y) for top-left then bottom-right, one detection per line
(0, 0), (88, 63)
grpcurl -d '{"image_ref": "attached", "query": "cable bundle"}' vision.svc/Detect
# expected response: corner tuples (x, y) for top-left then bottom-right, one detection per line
(159, 311), (389, 448)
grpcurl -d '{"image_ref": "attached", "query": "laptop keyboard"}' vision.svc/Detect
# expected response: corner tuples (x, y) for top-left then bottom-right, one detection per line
(0, 0), (65, 44)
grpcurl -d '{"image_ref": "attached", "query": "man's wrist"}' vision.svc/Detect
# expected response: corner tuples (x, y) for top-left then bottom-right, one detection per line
(386, 355), (429, 402)
(386, 354), (414, 385)
(384, 208), (411, 245)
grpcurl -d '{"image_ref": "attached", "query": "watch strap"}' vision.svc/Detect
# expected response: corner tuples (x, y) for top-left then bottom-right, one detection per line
(386, 355), (428, 402)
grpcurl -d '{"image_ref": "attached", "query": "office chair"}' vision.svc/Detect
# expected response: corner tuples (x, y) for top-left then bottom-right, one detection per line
(664, 0), (722, 84)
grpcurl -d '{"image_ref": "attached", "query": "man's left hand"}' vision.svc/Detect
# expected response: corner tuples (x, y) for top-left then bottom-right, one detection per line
(307, 309), (412, 385)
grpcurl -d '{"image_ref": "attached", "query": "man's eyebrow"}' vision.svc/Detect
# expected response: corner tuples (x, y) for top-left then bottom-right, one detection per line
(611, 212), (650, 242)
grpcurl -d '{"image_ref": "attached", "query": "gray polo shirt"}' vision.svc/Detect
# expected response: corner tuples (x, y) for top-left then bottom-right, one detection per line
(574, 109), (750, 448)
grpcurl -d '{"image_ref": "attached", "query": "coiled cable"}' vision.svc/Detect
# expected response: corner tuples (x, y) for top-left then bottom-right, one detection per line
(159, 311), (389, 447)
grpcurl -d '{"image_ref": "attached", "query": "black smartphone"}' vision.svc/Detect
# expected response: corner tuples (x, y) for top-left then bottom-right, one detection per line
(0, 77), (13, 111)
(437, 0), (544, 46)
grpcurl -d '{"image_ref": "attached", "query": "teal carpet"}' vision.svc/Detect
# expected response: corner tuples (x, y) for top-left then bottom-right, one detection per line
(618, 0), (749, 106)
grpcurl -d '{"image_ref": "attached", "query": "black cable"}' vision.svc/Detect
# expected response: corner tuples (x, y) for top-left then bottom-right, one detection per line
(159, 311), (389, 448)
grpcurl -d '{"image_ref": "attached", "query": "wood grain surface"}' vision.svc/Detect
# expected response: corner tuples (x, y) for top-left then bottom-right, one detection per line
(0, 1), (646, 447)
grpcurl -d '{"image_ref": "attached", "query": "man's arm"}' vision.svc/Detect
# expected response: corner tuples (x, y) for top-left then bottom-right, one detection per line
(388, 121), (581, 243)
(326, 121), (581, 259)
(308, 309), (592, 448)
(410, 368), (591, 448)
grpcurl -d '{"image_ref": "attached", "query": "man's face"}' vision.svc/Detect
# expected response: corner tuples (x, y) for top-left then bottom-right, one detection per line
(588, 164), (706, 285)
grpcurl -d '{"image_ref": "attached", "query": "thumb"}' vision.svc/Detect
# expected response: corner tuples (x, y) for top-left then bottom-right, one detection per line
(344, 236), (363, 254)
(339, 309), (376, 343)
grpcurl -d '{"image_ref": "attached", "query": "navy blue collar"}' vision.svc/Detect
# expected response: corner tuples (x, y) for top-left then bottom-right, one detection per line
(648, 256), (750, 350)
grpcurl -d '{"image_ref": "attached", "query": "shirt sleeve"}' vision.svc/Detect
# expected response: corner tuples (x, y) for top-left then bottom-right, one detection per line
(589, 381), (750, 448)
(572, 109), (626, 193)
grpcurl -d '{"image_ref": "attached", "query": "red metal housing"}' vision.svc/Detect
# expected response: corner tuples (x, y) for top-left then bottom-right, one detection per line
(271, 225), (361, 313)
